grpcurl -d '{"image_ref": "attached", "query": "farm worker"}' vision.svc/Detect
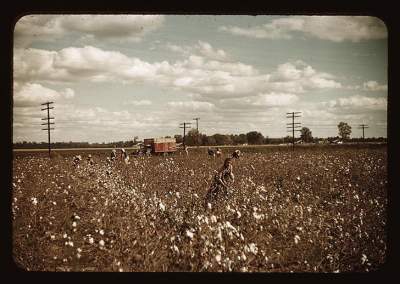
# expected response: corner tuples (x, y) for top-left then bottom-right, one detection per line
(208, 147), (215, 158)
(72, 155), (82, 168)
(184, 145), (189, 156)
(111, 149), (117, 161)
(121, 148), (127, 159)
(231, 149), (241, 159)
(121, 148), (130, 164)
(215, 147), (222, 157)
(205, 157), (235, 203)
(87, 154), (94, 165)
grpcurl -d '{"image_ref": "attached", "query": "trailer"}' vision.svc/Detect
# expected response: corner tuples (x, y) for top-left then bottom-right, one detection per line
(143, 137), (177, 155)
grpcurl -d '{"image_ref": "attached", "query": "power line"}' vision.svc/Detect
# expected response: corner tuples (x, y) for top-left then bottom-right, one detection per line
(41, 102), (55, 158)
(193, 117), (200, 132)
(358, 124), (369, 140)
(286, 112), (302, 151)
(179, 122), (191, 147)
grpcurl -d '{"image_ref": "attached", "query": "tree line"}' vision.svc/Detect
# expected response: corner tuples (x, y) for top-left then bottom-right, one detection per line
(13, 122), (386, 148)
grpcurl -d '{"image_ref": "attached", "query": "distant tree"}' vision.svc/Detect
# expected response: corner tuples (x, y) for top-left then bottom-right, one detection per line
(231, 134), (248, 145)
(246, 131), (264, 145)
(185, 129), (201, 146)
(205, 136), (216, 146)
(300, 127), (313, 143)
(174, 134), (183, 143)
(199, 133), (208, 146)
(338, 122), (352, 140)
(213, 134), (232, 145)
(283, 135), (292, 143)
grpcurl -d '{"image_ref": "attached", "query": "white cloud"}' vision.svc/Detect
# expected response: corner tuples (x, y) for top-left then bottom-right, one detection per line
(218, 93), (298, 109)
(13, 83), (75, 107)
(253, 93), (299, 106)
(166, 41), (230, 62)
(126, 100), (152, 106)
(197, 41), (228, 61)
(14, 15), (165, 47)
(220, 16), (387, 42)
(61, 88), (75, 99)
(363, 80), (387, 91)
(324, 95), (387, 111)
(15, 46), (344, 104)
(268, 61), (341, 92)
(167, 101), (215, 112)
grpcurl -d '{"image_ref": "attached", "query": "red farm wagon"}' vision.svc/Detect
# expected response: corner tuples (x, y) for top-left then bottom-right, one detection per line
(143, 137), (177, 155)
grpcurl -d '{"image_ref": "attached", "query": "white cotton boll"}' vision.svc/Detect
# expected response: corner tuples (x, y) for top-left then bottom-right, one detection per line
(31, 197), (38, 206)
(294, 235), (301, 244)
(361, 254), (368, 264)
(159, 202), (165, 212)
(210, 215), (217, 223)
(215, 250), (222, 263)
(72, 221), (77, 227)
(186, 230), (194, 239)
(99, 240), (105, 247)
(248, 243), (258, 255)
(172, 245), (180, 254)
(216, 228), (223, 242)
(99, 229), (104, 235)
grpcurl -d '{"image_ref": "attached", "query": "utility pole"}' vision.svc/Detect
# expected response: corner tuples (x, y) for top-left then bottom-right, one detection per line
(193, 117), (200, 133)
(358, 124), (369, 141)
(41, 102), (55, 158)
(286, 112), (302, 151)
(193, 117), (200, 147)
(179, 122), (191, 147)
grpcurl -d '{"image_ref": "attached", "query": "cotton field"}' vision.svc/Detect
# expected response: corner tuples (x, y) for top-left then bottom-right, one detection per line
(11, 145), (387, 272)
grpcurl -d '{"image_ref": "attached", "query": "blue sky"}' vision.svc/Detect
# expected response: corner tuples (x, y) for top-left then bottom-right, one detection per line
(13, 15), (387, 142)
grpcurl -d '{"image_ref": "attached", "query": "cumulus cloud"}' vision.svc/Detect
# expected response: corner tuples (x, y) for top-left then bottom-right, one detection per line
(218, 93), (298, 109)
(323, 95), (387, 111)
(219, 16), (387, 42)
(13, 103), (166, 142)
(362, 80), (387, 91)
(126, 100), (152, 106)
(166, 40), (229, 61)
(14, 46), (344, 102)
(14, 15), (165, 47)
(13, 83), (75, 107)
(268, 61), (341, 92)
(167, 101), (215, 112)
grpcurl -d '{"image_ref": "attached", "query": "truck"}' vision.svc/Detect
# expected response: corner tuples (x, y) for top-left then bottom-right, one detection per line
(143, 137), (177, 155)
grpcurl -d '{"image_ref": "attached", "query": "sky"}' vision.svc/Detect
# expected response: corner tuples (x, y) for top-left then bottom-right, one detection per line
(13, 15), (388, 143)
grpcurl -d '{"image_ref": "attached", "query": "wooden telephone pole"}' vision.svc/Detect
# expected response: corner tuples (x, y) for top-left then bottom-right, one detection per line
(358, 124), (369, 140)
(286, 112), (302, 151)
(41, 102), (55, 158)
(179, 122), (192, 147)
